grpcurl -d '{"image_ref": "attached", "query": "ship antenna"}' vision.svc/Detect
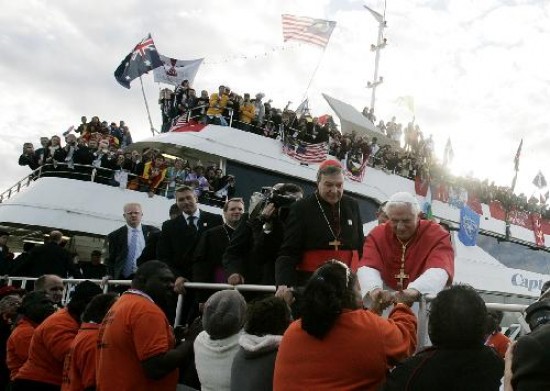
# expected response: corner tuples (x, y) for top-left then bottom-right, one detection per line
(364, 2), (387, 113)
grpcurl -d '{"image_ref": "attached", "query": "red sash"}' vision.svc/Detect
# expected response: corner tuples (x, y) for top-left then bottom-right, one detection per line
(298, 250), (359, 273)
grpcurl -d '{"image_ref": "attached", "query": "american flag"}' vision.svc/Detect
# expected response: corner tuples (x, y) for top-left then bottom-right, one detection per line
(282, 14), (336, 48)
(169, 116), (206, 133)
(345, 156), (368, 182)
(283, 140), (328, 164)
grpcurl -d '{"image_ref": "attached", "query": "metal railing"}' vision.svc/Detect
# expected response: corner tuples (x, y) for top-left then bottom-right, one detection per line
(4, 276), (531, 348)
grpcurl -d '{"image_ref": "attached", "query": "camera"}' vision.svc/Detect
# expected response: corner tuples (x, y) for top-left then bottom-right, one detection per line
(261, 186), (297, 208)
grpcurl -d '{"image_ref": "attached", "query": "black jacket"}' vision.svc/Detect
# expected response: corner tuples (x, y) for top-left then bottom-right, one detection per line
(276, 193), (364, 286)
(157, 211), (223, 279)
(382, 345), (504, 391)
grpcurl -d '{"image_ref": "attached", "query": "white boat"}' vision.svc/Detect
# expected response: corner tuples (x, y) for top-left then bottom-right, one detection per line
(1, 123), (548, 307)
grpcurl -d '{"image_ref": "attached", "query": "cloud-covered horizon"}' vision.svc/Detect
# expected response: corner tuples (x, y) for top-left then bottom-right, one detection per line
(1, 0), (549, 197)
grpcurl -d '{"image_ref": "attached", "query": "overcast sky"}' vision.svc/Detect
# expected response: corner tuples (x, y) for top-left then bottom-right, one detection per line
(1, 0), (549, 198)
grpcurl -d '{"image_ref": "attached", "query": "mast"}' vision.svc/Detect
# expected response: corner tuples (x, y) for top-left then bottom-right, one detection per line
(364, 3), (387, 112)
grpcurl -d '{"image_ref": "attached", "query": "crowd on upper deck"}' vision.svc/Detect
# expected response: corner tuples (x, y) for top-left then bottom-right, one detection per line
(17, 78), (549, 221)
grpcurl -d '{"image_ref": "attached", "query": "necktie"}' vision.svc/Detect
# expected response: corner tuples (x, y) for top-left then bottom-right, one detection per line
(188, 215), (197, 234)
(123, 228), (139, 278)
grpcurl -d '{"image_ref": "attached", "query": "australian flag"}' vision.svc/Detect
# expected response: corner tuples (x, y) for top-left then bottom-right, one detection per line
(458, 205), (480, 246)
(114, 34), (163, 89)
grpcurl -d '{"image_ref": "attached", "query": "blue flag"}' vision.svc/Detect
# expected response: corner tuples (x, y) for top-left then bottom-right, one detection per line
(114, 34), (163, 89)
(458, 205), (480, 246)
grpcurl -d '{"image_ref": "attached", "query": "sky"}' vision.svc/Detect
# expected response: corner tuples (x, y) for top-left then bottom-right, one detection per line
(1, 0), (549, 198)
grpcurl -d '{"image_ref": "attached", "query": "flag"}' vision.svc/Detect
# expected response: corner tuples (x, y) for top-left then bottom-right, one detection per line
(458, 205), (480, 246)
(533, 171), (547, 189)
(394, 96), (415, 114)
(345, 152), (368, 182)
(114, 34), (163, 89)
(443, 137), (454, 166)
(283, 140), (328, 164)
(295, 98), (309, 119)
(282, 14), (336, 48)
(153, 55), (203, 86)
(531, 213), (545, 247)
(363, 5), (384, 23)
(514, 139), (523, 172)
(168, 115), (206, 133)
(414, 175), (429, 197)
(541, 190), (550, 205)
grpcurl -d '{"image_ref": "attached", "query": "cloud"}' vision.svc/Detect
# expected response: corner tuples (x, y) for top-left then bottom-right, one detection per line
(0, 0), (549, 197)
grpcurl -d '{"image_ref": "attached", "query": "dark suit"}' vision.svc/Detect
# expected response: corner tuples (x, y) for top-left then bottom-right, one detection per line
(157, 210), (223, 279)
(106, 224), (160, 279)
(512, 323), (550, 391)
(15, 242), (82, 278)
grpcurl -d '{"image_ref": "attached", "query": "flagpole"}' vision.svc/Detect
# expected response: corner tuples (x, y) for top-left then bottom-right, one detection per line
(302, 44), (329, 100)
(139, 76), (157, 136)
(365, 3), (387, 113)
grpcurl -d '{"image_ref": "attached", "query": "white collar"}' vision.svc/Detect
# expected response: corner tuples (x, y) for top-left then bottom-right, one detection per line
(182, 209), (201, 221)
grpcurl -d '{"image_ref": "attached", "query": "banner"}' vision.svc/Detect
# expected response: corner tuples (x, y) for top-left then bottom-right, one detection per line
(458, 205), (480, 246)
(153, 55), (203, 86)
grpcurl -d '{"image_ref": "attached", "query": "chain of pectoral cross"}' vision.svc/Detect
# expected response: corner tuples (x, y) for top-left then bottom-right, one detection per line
(395, 239), (411, 290)
(315, 194), (342, 251)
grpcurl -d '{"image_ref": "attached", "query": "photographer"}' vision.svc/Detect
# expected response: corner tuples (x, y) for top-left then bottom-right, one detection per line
(223, 183), (303, 286)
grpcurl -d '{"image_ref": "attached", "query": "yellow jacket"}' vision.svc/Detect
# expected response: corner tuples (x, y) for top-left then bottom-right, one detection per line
(206, 93), (229, 116)
(240, 102), (256, 124)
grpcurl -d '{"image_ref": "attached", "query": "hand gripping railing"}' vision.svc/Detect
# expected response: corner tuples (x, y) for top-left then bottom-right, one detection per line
(5, 276), (530, 348)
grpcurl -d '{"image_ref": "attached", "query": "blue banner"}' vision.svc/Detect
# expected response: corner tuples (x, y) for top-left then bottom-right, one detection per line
(458, 205), (480, 246)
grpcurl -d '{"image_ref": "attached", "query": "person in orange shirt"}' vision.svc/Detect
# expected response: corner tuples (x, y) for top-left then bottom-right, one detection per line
(7, 291), (56, 381)
(485, 310), (511, 359)
(273, 260), (417, 391)
(61, 293), (117, 391)
(12, 281), (102, 391)
(96, 260), (194, 391)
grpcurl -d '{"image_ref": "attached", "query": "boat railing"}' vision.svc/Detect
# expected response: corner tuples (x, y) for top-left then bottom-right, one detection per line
(0, 163), (139, 203)
(4, 276), (531, 348)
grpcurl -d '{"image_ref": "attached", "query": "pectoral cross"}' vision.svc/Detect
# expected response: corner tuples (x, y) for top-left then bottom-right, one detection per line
(395, 242), (409, 290)
(329, 239), (341, 251)
(395, 269), (409, 290)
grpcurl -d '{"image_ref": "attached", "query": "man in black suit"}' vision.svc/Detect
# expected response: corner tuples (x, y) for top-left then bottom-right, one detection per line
(157, 185), (223, 293)
(15, 230), (82, 279)
(106, 203), (160, 280)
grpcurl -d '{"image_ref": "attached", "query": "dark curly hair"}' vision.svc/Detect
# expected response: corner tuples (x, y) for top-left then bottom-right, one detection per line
(301, 260), (360, 339)
(428, 284), (487, 349)
(245, 296), (291, 336)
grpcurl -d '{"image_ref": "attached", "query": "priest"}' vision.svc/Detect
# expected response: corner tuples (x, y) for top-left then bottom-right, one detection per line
(357, 191), (454, 310)
(275, 160), (364, 289)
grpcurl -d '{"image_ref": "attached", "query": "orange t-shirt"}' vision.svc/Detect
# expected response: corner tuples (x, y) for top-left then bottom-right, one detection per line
(486, 331), (510, 359)
(6, 317), (37, 380)
(274, 304), (417, 391)
(15, 308), (79, 386)
(96, 293), (178, 391)
(61, 323), (100, 391)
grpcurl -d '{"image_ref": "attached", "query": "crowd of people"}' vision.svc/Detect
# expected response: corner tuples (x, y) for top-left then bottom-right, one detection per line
(17, 116), (236, 206)
(17, 78), (548, 224)
(0, 160), (549, 390)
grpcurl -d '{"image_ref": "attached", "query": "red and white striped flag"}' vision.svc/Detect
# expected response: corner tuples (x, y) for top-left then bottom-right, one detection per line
(282, 14), (336, 48)
(283, 140), (328, 164)
(169, 116), (206, 133)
